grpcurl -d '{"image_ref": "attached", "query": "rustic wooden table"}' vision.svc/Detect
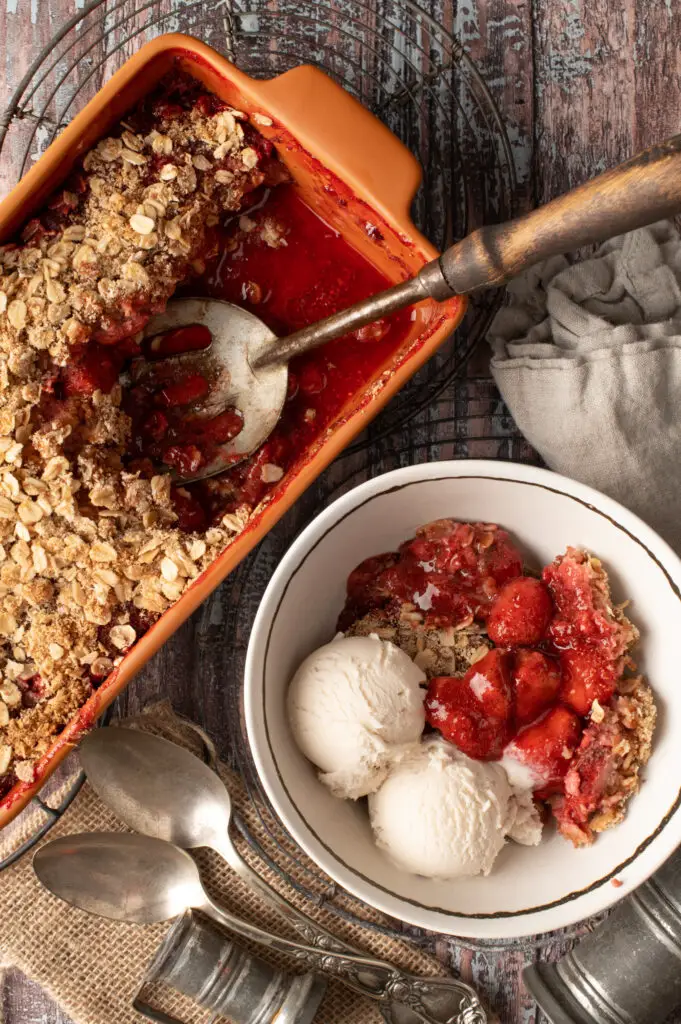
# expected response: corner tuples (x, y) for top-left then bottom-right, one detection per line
(1, 1), (681, 1022)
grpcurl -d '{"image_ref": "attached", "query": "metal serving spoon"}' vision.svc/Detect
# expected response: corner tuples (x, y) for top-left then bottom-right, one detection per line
(79, 728), (482, 1024)
(34, 833), (486, 1024)
(139, 133), (681, 482)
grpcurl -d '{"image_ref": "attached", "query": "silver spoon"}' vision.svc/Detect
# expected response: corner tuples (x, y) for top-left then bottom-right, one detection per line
(79, 728), (483, 1024)
(137, 132), (681, 481)
(34, 833), (485, 1024)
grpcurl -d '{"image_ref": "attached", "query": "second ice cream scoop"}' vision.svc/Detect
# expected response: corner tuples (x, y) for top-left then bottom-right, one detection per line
(369, 738), (542, 879)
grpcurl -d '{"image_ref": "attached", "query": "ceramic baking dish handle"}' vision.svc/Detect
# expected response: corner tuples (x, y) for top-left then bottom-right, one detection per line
(437, 132), (681, 294)
(253, 65), (423, 224)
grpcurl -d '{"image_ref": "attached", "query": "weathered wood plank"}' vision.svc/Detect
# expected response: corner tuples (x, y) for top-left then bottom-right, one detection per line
(533, 0), (637, 200)
(633, 0), (681, 148)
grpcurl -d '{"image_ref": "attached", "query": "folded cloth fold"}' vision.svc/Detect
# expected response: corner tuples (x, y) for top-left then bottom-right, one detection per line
(489, 221), (681, 552)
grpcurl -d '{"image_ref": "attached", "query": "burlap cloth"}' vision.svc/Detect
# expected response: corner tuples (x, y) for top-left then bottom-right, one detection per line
(0, 701), (459, 1024)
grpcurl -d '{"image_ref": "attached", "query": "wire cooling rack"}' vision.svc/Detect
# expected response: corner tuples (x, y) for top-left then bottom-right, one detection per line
(0, 0), (563, 960)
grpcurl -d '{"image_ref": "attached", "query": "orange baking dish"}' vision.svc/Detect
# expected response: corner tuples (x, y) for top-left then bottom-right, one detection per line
(0, 34), (465, 827)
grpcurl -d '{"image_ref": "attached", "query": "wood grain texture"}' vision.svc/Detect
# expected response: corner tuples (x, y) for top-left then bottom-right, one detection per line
(0, 2), (679, 1023)
(442, 133), (681, 291)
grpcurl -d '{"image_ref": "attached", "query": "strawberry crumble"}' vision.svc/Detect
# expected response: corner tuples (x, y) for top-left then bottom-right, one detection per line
(339, 523), (656, 849)
(0, 70), (415, 796)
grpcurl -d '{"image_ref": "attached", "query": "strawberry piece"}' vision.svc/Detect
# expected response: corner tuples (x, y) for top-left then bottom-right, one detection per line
(347, 553), (398, 605)
(337, 553), (398, 630)
(171, 486), (206, 532)
(426, 682), (494, 759)
(143, 411), (169, 443)
(503, 705), (583, 793)
(93, 311), (151, 345)
(487, 577), (553, 647)
(189, 408), (244, 445)
(162, 444), (204, 476)
(466, 649), (514, 721)
(425, 650), (513, 760)
(512, 649), (562, 726)
(559, 648), (620, 716)
(157, 374), (209, 408)
(146, 324), (212, 359)
(63, 346), (121, 396)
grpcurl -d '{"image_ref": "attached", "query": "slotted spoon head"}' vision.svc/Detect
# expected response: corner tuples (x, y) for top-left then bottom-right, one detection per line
(137, 297), (288, 482)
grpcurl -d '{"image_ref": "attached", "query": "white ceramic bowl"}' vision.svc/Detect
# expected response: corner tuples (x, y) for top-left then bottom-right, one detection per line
(245, 461), (681, 938)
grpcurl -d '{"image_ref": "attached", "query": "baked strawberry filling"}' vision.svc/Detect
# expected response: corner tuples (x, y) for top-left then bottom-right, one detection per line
(425, 650), (513, 760)
(0, 69), (421, 790)
(342, 522), (655, 847)
(338, 521), (523, 631)
(543, 548), (635, 658)
(125, 356), (244, 479)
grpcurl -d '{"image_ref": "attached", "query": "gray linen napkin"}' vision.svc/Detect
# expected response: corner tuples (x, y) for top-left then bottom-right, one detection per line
(489, 220), (681, 551)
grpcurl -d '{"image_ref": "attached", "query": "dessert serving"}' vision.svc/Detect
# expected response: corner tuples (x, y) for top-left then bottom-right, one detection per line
(287, 519), (656, 878)
(0, 62), (429, 800)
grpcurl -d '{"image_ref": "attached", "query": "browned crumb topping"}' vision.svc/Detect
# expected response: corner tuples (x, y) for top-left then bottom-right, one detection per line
(554, 675), (656, 847)
(346, 609), (491, 678)
(0, 90), (273, 785)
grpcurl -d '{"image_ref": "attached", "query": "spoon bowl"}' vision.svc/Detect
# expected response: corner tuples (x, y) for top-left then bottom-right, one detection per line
(137, 297), (287, 482)
(33, 832), (204, 925)
(80, 728), (232, 855)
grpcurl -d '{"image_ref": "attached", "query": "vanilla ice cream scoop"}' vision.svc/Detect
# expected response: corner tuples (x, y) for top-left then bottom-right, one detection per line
(368, 738), (542, 878)
(287, 634), (426, 799)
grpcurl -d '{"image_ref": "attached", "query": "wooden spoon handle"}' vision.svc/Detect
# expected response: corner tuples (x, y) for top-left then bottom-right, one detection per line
(256, 134), (681, 369)
(436, 134), (681, 295)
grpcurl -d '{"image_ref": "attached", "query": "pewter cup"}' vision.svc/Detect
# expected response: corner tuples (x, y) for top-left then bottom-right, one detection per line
(524, 849), (681, 1024)
(136, 910), (327, 1024)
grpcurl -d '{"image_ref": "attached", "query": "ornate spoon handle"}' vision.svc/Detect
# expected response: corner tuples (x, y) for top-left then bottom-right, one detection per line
(212, 835), (485, 1023)
(201, 895), (486, 1024)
